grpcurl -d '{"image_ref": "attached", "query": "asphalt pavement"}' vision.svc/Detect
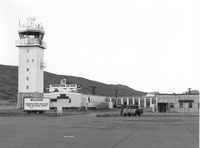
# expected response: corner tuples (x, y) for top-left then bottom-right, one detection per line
(0, 110), (199, 148)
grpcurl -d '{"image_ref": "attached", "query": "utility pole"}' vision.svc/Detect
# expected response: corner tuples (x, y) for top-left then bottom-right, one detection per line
(188, 88), (192, 95)
(91, 86), (96, 95)
(115, 89), (118, 98)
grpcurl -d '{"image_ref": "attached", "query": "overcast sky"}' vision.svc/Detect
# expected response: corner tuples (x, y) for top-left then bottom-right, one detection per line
(0, 0), (199, 93)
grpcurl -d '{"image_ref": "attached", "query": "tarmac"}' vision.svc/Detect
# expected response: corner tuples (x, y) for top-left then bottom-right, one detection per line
(0, 109), (199, 148)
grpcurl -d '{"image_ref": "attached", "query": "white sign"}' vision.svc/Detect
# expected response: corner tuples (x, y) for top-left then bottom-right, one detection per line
(24, 98), (49, 110)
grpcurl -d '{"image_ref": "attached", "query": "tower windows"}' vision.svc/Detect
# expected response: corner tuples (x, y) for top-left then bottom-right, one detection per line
(32, 59), (34, 62)
(27, 59), (29, 63)
(26, 85), (29, 89)
(26, 77), (29, 80)
(26, 68), (29, 72)
(27, 49), (29, 53)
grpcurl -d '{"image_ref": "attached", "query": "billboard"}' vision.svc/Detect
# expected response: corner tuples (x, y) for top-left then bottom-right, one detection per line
(24, 98), (49, 110)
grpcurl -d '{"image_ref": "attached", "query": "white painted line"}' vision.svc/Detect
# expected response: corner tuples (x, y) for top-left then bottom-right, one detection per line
(98, 126), (105, 128)
(116, 121), (123, 123)
(64, 136), (74, 138)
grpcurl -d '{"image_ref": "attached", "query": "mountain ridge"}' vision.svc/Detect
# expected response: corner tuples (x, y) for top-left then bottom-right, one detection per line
(0, 64), (146, 103)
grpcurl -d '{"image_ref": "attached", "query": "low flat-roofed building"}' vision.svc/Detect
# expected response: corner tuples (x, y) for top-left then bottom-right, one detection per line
(44, 92), (82, 109)
(156, 93), (199, 112)
(113, 93), (157, 111)
(44, 92), (111, 109)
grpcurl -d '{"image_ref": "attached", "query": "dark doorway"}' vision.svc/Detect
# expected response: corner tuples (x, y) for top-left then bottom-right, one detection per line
(158, 103), (168, 112)
(123, 99), (127, 106)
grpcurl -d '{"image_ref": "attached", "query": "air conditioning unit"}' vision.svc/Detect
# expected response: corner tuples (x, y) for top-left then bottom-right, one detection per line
(40, 62), (46, 69)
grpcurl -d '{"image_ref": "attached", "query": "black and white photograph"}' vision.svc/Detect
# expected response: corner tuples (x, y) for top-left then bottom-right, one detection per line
(0, 0), (199, 148)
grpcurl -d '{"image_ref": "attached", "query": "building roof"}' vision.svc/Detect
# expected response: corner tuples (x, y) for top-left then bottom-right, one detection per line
(157, 93), (199, 96)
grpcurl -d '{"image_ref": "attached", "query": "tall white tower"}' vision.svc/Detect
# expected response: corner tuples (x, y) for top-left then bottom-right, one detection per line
(16, 18), (46, 108)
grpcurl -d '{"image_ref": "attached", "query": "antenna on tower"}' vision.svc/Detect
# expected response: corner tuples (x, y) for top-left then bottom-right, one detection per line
(18, 20), (20, 28)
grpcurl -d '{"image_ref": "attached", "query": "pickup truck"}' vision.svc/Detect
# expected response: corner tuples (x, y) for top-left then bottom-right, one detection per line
(120, 106), (142, 116)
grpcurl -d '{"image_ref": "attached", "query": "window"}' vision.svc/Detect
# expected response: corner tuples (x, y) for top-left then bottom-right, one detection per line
(69, 99), (71, 103)
(27, 59), (29, 63)
(26, 85), (29, 89)
(117, 99), (121, 104)
(26, 68), (29, 72)
(105, 98), (110, 102)
(146, 101), (150, 106)
(170, 103), (174, 108)
(146, 99), (150, 108)
(32, 59), (34, 62)
(51, 99), (57, 102)
(111, 98), (115, 102)
(179, 102), (183, 108)
(135, 99), (138, 105)
(123, 99), (127, 105)
(189, 102), (193, 108)
(129, 98), (133, 106)
(140, 99), (144, 107)
(27, 49), (29, 53)
(152, 99), (156, 104)
(26, 77), (29, 80)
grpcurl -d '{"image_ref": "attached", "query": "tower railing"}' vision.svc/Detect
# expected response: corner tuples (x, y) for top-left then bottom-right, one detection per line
(16, 38), (46, 48)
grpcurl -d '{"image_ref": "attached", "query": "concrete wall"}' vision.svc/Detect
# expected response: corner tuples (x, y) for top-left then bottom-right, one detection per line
(157, 94), (199, 112)
(81, 94), (107, 108)
(18, 47), (44, 93)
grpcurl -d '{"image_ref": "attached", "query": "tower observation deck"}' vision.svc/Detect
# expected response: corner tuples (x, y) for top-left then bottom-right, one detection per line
(16, 17), (46, 49)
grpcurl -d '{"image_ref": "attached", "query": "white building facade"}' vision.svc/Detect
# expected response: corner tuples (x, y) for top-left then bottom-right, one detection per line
(44, 92), (111, 109)
(114, 94), (157, 111)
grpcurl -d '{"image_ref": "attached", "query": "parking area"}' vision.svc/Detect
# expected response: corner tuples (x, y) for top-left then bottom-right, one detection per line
(0, 110), (199, 148)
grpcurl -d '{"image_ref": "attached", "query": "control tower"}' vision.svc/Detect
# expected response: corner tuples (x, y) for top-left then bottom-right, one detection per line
(16, 17), (46, 109)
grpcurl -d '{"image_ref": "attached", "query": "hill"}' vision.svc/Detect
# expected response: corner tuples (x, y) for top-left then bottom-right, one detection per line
(0, 64), (146, 103)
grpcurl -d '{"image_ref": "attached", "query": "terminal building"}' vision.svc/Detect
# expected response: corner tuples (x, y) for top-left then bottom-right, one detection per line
(114, 94), (157, 112)
(44, 92), (112, 110)
(44, 80), (199, 113)
(44, 79), (113, 110)
(156, 93), (199, 112)
(114, 92), (199, 113)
